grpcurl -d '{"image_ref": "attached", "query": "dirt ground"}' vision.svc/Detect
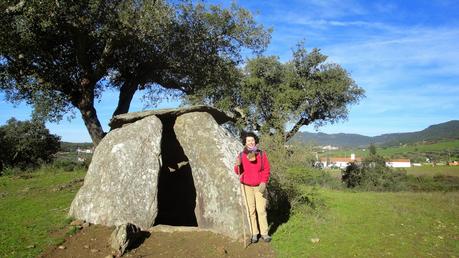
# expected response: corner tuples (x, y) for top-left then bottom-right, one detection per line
(40, 225), (276, 258)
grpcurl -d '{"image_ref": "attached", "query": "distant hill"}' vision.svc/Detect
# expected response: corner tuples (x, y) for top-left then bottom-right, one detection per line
(291, 120), (459, 147)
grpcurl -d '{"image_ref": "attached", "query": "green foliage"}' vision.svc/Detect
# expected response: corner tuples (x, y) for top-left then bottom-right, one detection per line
(52, 160), (88, 172)
(369, 143), (376, 155)
(342, 154), (409, 191)
(0, 118), (60, 172)
(194, 43), (365, 141)
(1, 0), (270, 144)
(259, 135), (328, 230)
(287, 167), (343, 190)
(341, 151), (459, 192)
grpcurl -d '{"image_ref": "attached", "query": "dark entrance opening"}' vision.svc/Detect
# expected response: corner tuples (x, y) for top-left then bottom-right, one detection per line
(154, 115), (198, 226)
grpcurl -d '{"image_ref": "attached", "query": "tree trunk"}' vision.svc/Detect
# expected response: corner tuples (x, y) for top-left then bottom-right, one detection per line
(284, 117), (309, 143)
(80, 105), (106, 146)
(74, 78), (106, 146)
(112, 80), (138, 117)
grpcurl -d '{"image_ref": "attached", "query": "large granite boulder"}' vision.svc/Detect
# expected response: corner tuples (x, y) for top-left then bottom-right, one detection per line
(69, 106), (250, 241)
(174, 112), (249, 240)
(69, 116), (162, 229)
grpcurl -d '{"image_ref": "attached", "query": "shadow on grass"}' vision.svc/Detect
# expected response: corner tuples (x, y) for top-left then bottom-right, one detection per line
(267, 179), (292, 236)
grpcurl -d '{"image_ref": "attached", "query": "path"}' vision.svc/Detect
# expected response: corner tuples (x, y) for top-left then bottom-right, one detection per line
(40, 225), (276, 258)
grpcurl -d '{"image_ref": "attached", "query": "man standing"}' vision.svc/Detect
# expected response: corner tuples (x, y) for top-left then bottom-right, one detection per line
(234, 132), (271, 243)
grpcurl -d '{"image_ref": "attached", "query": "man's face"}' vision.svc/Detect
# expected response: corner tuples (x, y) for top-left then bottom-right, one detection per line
(245, 136), (256, 149)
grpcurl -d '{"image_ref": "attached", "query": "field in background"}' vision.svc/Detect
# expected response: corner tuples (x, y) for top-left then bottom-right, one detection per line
(272, 189), (459, 257)
(319, 139), (459, 163)
(0, 168), (85, 258)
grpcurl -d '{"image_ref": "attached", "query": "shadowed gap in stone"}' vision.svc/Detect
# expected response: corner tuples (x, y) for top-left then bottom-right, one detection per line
(154, 115), (198, 227)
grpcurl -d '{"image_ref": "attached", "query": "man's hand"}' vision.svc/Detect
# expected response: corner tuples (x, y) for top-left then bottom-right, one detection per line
(258, 182), (266, 193)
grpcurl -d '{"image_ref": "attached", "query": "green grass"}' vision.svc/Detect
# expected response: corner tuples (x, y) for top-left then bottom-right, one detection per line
(272, 189), (459, 258)
(2, 165), (458, 258)
(405, 166), (459, 177)
(0, 168), (85, 258)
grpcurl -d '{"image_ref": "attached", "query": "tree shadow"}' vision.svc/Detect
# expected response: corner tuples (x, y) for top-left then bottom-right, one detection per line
(267, 178), (291, 235)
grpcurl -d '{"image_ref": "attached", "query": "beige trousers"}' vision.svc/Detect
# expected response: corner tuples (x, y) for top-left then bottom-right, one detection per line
(242, 184), (269, 236)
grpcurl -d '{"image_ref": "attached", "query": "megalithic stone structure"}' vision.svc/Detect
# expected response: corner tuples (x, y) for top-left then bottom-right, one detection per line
(68, 106), (251, 241)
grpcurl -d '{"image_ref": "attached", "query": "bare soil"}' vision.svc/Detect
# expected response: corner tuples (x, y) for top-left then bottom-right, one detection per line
(40, 225), (276, 258)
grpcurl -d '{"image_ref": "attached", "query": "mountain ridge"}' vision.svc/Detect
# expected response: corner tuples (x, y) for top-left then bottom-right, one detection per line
(291, 120), (459, 147)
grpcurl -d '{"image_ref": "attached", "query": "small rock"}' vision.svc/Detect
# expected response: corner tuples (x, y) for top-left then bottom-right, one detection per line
(26, 244), (35, 249)
(90, 249), (99, 253)
(83, 245), (90, 249)
(310, 238), (320, 244)
(58, 245), (66, 250)
(104, 255), (114, 258)
(109, 223), (141, 256)
(82, 222), (90, 228)
(70, 219), (85, 226)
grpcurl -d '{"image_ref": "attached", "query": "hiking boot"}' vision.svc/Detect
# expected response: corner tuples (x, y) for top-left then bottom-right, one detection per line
(251, 235), (258, 243)
(261, 235), (272, 242)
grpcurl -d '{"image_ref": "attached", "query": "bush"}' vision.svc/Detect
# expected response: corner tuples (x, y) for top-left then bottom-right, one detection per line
(287, 167), (343, 189)
(52, 160), (80, 172)
(258, 135), (327, 233)
(0, 118), (60, 172)
(342, 154), (409, 191)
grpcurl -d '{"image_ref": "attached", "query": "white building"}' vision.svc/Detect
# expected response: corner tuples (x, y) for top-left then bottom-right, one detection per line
(77, 148), (93, 154)
(386, 159), (411, 168)
(321, 145), (339, 150)
(319, 154), (361, 169)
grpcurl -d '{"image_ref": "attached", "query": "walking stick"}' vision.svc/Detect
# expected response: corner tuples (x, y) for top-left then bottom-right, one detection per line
(238, 158), (253, 248)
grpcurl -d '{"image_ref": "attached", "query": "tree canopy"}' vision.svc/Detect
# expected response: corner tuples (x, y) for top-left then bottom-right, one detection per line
(1, 0), (364, 145)
(0, 118), (60, 171)
(1, 0), (270, 145)
(190, 44), (365, 142)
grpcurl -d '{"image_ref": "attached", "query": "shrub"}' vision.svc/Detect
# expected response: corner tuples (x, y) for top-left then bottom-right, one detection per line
(0, 118), (60, 172)
(258, 135), (327, 232)
(342, 154), (409, 191)
(287, 166), (343, 189)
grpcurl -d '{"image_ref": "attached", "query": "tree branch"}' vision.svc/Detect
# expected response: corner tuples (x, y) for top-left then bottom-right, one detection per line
(284, 116), (309, 142)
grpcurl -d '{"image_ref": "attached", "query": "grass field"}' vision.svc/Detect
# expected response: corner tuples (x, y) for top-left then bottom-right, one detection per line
(405, 165), (459, 177)
(0, 168), (85, 258)
(272, 188), (459, 257)
(1, 168), (458, 258)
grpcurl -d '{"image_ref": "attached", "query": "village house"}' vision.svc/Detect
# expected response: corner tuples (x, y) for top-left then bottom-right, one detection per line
(385, 159), (411, 168)
(319, 154), (411, 169)
(76, 147), (93, 154)
(319, 154), (362, 169)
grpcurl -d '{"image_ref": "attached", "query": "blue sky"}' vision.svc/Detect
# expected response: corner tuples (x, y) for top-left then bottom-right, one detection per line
(1, 0), (459, 142)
